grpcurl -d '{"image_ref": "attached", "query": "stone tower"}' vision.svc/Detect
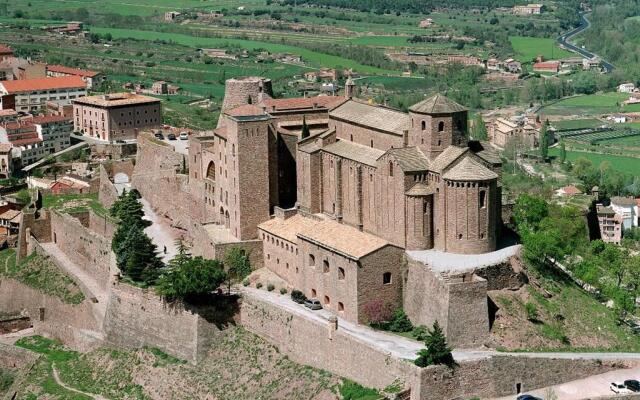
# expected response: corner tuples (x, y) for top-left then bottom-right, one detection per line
(408, 94), (468, 160)
(220, 77), (273, 114)
(345, 78), (356, 98)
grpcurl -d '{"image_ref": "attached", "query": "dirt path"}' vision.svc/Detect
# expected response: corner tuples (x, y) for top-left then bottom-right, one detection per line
(52, 363), (110, 400)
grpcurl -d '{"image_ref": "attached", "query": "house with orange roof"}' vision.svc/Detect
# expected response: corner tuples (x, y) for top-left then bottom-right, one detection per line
(0, 76), (86, 112)
(46, 65), (105, 89)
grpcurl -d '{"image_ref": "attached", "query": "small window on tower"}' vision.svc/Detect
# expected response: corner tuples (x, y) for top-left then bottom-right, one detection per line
(438, 121), (445, 132)
(389, 161), (394, 177)
(421, 120), (426, 130)
(480, 190), (486, 208)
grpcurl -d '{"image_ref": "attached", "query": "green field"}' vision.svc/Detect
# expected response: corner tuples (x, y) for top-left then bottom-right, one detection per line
(551, 118), (604, 131)
(509, 36), (574, 62)
(90, 27), (395, 75)
(549, 148), (640, 176)
(543, 92), (630, 116)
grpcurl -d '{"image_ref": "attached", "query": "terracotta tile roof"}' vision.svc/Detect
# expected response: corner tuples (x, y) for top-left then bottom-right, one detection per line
(0, 209), (21, 221)
(322, 139), (385, 167)
(0, 45), (12, 54)
(442, 155), (498, 181)
(261, 96), (346, 111)
(330, 100), (410, 135)
(559, 185), (582, 195)
(298, 217), (390, 259)
(30, 115), (72, 124)
(406, 182), (436, 196)
(430, 146), (467, 172)
(11, 137), (42, 146)
(611, 196), (636, 207)
(73, 92), (159, 107)
(225, 104), (267, 117)
(383, 147), (429, 172)
(47, 65), (100, 78)
(258, 214), (320, 243)
(0, 144), (12, 152)
(0, 109), (17, 117)
(0, 76), (86, 93)
(533, 61), (560, 70)
(409, 93), (467, 114)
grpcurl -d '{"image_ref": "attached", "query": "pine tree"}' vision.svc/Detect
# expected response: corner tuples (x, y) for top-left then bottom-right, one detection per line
(301, 116), (310, 139)
(539, 119), (549, 161)
(414, 321), (455, 368)
(559, 139), (566, 164)
(122, 226), (163, 285)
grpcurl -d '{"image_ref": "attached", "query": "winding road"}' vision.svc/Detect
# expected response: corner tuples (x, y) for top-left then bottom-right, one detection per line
(557, 12), (615, 73)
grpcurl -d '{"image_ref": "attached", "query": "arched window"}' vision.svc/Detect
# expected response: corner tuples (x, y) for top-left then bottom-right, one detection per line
(308, 254), (316, 267)
(323, 260), (330, 273)
(338, 267), (345, 280)
(438, 121), (445, 132)
(421, 120), (426, 130)
(311, 288), (317, 298)
(206, 161), (216, 180)
(247, 96), (253, 104)
(323, 295), (330, 305)
(383, 272), (392, 285)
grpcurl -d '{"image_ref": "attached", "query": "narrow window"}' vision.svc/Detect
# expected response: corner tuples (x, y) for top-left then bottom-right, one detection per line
(389, 161), (394, 177)
(338, 302), (344, 311)
(338, 267), (345, 280)
(383, 272), (392, 285)
(438, 121), (445, 132)
(308, 254), (316, 267)
(421, 120), (426, 130)
(323, 260), (330, 273)
(480, 190), (486, 208)
(324, 295), (330, 305)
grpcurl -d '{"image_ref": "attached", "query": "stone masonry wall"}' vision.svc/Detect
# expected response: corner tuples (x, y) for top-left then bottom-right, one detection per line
(0, 343), (39, 370)
(98, 164), (119, 209)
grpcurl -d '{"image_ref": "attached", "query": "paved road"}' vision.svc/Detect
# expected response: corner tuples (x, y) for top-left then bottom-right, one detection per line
(557, 12), (615, 72)
(493, 367), (640, 400)
(141, 197), (178, 263)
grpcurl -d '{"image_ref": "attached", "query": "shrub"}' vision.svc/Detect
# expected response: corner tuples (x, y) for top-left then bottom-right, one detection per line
(267, 283), (275, 292)
(388, 309), (413, 332)
(412, 325), (428, 341)
(242, 279), (249, 287)
(414, 321), (455, 369)
(280, 287), (287, 295)
(291, 289), (307, 304)
(256, 282), (263, 289)
(525, 302), (538, 322)
(155, 256), (226, 302)
(339, 379), (379, 400)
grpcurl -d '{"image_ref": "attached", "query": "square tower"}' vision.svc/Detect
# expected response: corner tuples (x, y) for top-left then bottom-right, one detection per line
(408, 94), (468, 160)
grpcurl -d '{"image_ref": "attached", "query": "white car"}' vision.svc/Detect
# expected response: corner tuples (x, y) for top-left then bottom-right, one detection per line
(179, 132), (189, 140)
(611, 381), (633, 394)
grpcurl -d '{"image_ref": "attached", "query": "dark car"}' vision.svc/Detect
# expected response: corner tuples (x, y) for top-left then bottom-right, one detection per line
(167, 133), (176, 140)
(516, 395), (542, 400)
(625, 379), (640, 392)
(154, 132), (164, 140)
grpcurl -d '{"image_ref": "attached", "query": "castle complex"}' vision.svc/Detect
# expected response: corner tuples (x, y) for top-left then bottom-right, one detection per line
(188, 77), (505, 344)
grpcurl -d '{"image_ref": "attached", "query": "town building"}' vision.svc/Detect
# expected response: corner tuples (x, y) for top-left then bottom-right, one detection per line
(618, 83), (636, 93)
(188, 77), (503, 330)
(0, 45), (13, 62)
(513, 3), (543, 14)
(46, 65), (105, 89)
(583, 57), (601, 71)
(0, 76), (86, 112)
(0, 57), (46, 81)
(50, 174), (91, 194)
(419, 18), (433, 28)
(0, 121), (43, 167)
(164, 11), (181, 22)
(487, 116), (539, 148)
(555, 185), (582, 197)
(0, 209), (21, 235)
(0, 144), (12, 178)
(0, 109), (17, 124)
(304, 69), (340, 82)
(30, 115), (73, 155)
(597, 204), (622, 244)
(73, 92), (162, 141)
(610, 196), (637, 230)
(504, 58), (522, 73)
(533, 61), (560, 73)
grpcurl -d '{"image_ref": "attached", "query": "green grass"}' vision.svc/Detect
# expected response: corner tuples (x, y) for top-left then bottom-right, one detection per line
(89, 27), (395, 75)
(509, 36), (574, 63)
(549, 147), (640, 176)
(551, 118), (604, 131)
(339, 379), (382, 400)
(42, 192), (109, 218)
(1, 250), (85, 305)
(543, 92), (629, 116)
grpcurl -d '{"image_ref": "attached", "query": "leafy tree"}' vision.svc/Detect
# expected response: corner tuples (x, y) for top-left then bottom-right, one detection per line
(301, 115), (310, 139)
(513, 194), (549, 232)
(414, 321), (455, 368)
(361, 299), (394, 327)
(471, 114), (487, 140)
(224, 247), (252, 293)
(539, 119), (549, 161)
(156, 256), (227, 301)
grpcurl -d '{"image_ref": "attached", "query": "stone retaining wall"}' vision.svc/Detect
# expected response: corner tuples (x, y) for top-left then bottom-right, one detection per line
(0, 343), (39, 370)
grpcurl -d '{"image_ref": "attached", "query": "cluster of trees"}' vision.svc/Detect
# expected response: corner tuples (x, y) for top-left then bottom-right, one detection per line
(571, 157), (638, 198)
(111, 189), (163, 286)
(280, 0), (527, 14)
(513, 194), (640, 321)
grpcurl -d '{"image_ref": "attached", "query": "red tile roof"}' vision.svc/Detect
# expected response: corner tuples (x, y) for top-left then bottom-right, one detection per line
(225, 104), (266, 117)
(533, 61), (560, 71)
(30, 115), (72, 124)
(262, 96), (346, 111)
(1, 121), (35, 131)
(11, 137), (42, 146)
(560, 185), (582, 195)
(0, 144), (12, 152)
(0, 45), (12, 55)
(0, 76), (86, 94)
(0, 109), (17, 117)
(47, 64), (100, 78)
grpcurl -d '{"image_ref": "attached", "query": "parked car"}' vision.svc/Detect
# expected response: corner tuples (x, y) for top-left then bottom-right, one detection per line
(179, 132), (189, 140)
(167, 133), (176, 140)
(154, 132), (164, 140)
(625, 379), (640, 392)
(611, 381), (633, 394)
(304, 298), (322, 310)
(516, 395), (542, 400)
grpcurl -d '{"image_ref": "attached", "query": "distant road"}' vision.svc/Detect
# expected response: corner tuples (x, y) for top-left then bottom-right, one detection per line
(557, 12), (615, 73)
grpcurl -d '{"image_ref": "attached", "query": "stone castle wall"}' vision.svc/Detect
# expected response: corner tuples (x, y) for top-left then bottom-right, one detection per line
(0, 343), (39, 370)
(98, 164), (119, 209)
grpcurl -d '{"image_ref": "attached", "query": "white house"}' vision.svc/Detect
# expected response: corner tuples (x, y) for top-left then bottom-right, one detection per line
(618, 83), (636, 93)
(611, 196), (638, 230)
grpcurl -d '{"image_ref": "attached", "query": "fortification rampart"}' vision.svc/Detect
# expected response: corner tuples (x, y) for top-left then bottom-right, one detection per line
(0, 343), (39, 370)
(99, 164), (119, 209)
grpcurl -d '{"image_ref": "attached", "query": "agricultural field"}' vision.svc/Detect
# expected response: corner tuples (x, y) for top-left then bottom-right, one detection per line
(548, 148), (640, 176)
(542, 92), (630, 116)
(550, 118), (604, 131)
(509, 36), (575, 63)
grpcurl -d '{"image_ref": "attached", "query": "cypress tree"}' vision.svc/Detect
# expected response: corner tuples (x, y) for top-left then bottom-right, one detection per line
(414, 321), (455, 368)
(301, 116), (310, 139)
(559, 139), (566, 164)
(539, 119), (549, 161)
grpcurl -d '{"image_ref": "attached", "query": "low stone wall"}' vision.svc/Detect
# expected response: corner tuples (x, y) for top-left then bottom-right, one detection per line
(240, 292), (416, 390)
(190, 225), (263, 270)
(102, 282), (231, 363)
(0, 278), (100, 351)
(411, 355), (623, 400)
(0, 343), (39, 370)
(91, 142), (137, 160)
(50, 211), (114, 291)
